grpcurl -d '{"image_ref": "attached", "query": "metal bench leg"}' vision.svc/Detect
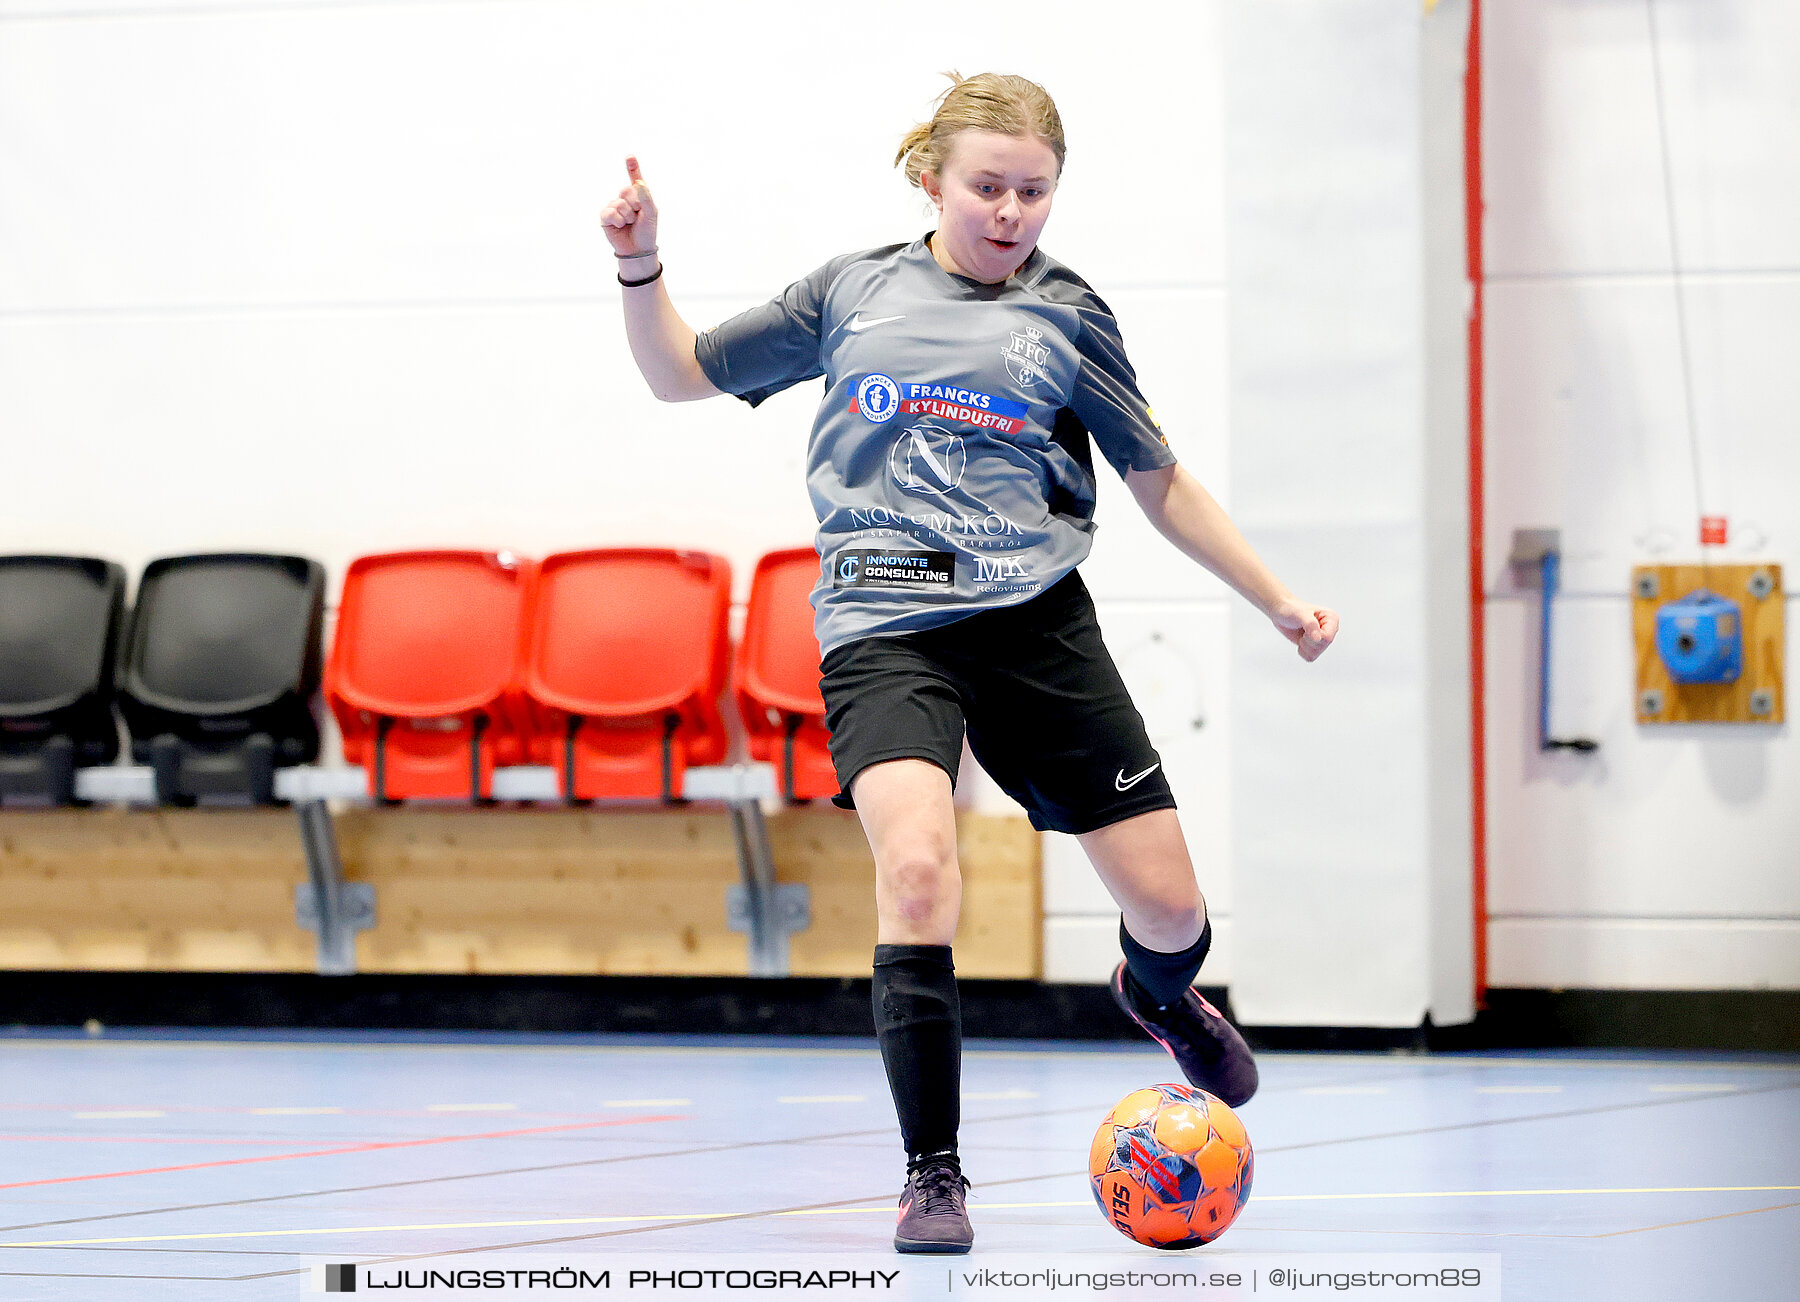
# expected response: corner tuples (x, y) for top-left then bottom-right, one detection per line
(294, 799), (376, 975)
(726, 795), (809, 978)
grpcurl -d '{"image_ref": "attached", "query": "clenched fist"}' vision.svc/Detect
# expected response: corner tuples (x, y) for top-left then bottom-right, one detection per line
(1269, 598), (1339, 663)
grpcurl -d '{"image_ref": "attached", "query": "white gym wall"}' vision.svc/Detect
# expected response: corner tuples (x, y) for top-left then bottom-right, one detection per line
(1223, 0), (1474, 1028)
(0, 0), (1241, 985)
(1482, 0), (1800, 992)
(2, 0), (1794, 1011)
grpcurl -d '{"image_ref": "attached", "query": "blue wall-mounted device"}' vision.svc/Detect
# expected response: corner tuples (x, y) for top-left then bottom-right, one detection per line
(1654, 589), (1743, 684)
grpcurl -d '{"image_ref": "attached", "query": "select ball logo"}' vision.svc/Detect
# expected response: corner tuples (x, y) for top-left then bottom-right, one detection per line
(1109, 1181), (1134, 1236)
(856, 373), (901, 424)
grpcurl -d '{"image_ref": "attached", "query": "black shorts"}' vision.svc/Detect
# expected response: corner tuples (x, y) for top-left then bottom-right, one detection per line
(818, 571), (1176, 835)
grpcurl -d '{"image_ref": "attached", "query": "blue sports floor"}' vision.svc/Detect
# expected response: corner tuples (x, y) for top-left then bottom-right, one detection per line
(0, 1029), (1795, 1301)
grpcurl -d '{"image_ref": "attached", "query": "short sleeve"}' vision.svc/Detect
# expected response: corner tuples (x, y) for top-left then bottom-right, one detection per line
(1065, 296), (1178, 477)
(694, 250), (873, 408)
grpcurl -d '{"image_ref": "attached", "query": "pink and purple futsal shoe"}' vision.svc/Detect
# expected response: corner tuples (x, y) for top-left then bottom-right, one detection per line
(1110, 962), (1259, 1107)
(894, 1160), (973, 1254)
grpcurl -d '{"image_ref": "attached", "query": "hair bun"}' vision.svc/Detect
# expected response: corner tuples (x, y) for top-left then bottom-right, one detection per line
(894, 71), (1066, 191)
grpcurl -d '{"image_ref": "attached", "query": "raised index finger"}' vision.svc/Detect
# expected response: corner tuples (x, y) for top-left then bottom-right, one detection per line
(625, 155), (644, 186)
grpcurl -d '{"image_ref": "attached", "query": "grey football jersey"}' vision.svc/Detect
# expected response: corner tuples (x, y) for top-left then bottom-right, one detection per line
(695, 235), (1176, 654)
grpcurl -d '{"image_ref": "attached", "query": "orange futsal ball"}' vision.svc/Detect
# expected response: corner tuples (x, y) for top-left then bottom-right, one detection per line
(1089, 1084), (1253, 1249)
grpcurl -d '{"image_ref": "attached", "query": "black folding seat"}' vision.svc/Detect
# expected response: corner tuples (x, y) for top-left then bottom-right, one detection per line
(0, 556), (127, 806)
(116, 554), (325, 805)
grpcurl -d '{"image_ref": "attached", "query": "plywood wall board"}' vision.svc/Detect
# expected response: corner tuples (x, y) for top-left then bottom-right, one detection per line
(331, 807), (743, 878)
(0, 809), (312, 970)
(333, 807), (747, 976)
(0, 808), (305, 874)
(0, 806), (1041, 978)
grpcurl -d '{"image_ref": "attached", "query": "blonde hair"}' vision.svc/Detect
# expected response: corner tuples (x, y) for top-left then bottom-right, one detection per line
(894, 71), (1066, 190)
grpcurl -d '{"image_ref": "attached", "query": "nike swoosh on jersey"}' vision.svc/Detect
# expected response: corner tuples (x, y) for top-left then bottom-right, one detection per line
(846, 313), (906, 332)
(1115, 763), (1161, 791)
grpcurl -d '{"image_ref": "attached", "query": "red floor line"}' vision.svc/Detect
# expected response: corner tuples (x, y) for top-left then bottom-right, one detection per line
(1593, 1199), (1800, 1240)
(0, 1103), (626, 1119)
(0, 1134), (327, 1146)
(0, 1113), (682, 1191)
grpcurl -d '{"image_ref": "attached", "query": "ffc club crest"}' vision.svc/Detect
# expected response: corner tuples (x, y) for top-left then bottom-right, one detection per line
(1002, 326), (1051, 387)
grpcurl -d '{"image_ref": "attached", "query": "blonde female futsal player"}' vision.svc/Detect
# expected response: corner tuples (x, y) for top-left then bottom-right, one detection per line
(602, 73), (1338, 1254)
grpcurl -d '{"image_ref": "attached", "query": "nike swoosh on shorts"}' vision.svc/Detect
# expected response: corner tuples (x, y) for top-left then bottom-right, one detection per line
(1115, 764), (1161, 791)
(846, 313), (906, 332)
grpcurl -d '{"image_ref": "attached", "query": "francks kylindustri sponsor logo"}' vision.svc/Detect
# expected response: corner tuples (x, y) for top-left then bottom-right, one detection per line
(852, 378), (1029, 434)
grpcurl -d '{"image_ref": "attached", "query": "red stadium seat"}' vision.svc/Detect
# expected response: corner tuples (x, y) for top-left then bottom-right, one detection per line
(325, 550), (534, 801)
(521, 548), (731, 801)
(736, 547), (836, 801)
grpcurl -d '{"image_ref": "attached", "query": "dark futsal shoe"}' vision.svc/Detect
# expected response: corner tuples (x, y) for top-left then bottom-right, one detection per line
(1110, 961), (1259, 1108)
(894, 1158), (973, 1254)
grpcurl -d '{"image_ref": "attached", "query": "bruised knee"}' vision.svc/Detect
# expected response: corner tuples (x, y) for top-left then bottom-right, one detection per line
(883, 852), (958, 924)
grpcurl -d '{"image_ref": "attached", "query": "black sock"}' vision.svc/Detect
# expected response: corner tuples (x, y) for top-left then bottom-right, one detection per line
(872, 944), (961, 1170)
(1119, 916), (1212, 1010)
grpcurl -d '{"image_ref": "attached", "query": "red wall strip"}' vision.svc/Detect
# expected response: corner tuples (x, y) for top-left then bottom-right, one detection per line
(1464, 0), (1489, 1007)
